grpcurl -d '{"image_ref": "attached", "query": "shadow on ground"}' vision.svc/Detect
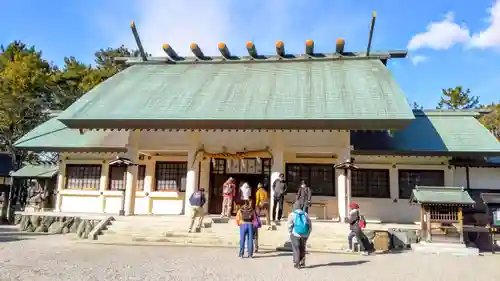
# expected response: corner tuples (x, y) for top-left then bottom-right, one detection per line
(252, 252), (292, 259)
(304, 260), (369, 269)
(0, 225), (44, 243)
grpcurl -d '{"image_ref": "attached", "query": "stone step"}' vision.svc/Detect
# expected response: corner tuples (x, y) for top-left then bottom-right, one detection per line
(96, 233), (349, 251)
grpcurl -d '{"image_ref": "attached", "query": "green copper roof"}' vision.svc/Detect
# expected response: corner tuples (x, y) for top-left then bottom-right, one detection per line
(14, 118), (127, 152)
(352, 110), (500, 156)
(410, 186), (475, 205)
(58, 57), (414, 130)
(11, 164), (58, 178)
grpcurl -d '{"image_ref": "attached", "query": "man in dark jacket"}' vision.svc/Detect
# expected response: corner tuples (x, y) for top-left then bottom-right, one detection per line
(295, 181), (312, 213)
(272, 173), (287, 221)
(188, 188), (207, 233)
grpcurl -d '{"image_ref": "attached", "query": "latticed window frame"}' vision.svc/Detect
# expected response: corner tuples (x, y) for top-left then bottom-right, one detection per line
(154, 161), (188, 192)
(136, 165), (146, 191)
(108, 165), (127, 191)
(65, 164), (102, 190)
(351, 169), (391, 198)
(398, 169), (445, 199)
(285, 163), (335, 196)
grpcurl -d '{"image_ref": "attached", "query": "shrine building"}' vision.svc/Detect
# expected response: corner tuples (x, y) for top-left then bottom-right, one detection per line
(13, 22), (500, 223)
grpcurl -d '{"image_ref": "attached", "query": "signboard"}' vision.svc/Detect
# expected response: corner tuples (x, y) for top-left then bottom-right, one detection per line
(493, 208), (500, 226)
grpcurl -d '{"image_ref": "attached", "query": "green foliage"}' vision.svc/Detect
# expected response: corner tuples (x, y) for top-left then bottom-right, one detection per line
(0, 41), (53, 167)
(437, 86), (480, 109)
(480, 103), (500, 140)
(0, 40), (140, 167)
(411, 102), (423, 110)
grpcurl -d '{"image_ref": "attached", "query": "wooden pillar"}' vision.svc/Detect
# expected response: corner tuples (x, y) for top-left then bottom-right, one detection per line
(458, 206), (464, 243)
(425, 208), (432, 242)
(420, 206), (425, 240)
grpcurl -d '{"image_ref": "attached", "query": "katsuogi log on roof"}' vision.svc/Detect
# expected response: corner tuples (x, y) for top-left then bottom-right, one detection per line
(57, 12), (414, 131)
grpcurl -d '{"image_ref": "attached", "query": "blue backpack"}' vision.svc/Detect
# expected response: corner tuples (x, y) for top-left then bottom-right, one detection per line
(293, 210), (310, 235)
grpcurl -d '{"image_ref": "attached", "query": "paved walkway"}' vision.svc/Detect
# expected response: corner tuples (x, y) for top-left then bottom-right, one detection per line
(0, 225), (499, 281)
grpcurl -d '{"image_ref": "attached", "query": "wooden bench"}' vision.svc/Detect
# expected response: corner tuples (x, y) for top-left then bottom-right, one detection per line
(285, 201), (328, 219)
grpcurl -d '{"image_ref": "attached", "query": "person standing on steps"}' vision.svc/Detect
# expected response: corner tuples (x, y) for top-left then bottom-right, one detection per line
(295, 181), (312, 213)
(255, 183), (271, 229)
(287, 201), (312, 269)
(240, 181), (252, 202)
(346, 202), (373, 256)
(272, 173), (287, 222)
(188, 187), (206, 233)
(236, 200), (257, 258)
(221, 177), (236, 217)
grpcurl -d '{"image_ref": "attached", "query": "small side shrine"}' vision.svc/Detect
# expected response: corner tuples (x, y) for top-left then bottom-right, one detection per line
(480, 193), (500, 253)
(10, 163), (59, 212)
(410, 186), (475, 244)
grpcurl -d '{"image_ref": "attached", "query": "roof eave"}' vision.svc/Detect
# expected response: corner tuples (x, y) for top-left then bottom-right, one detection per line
(58, 118), (414, 131)
(352, 150), (500, 157)
(14, 146), (127, 153)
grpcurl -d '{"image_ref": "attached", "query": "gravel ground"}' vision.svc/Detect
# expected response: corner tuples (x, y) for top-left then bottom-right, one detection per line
(1, 226), (499, 281)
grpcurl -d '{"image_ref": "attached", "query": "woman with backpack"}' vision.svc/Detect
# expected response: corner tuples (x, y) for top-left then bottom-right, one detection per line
(236, 200), (258, 258)
(287, 201), (312, 269)
(221, 177), (236, 217)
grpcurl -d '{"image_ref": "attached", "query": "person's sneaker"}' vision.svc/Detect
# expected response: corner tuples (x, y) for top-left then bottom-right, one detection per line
(293, 263), (301, 269)
(247, 255), (253, 259)
(360, 251), (370, 256)
(299, 259), (305, 268)
(345, 249), (353, 253)
(238, 254), (243, 258)
(188, 229), (192, 233)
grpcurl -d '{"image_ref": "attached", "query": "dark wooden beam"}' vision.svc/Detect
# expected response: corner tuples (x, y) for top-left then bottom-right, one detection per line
(130, 21), (148, 61)
(366, 11), (377, 56)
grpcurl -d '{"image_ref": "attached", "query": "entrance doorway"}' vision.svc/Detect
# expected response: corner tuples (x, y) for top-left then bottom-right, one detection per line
(208, 158), (271, 215)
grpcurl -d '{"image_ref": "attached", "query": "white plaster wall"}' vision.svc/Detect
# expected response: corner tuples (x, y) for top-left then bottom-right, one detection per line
(151, 199), (184, 215)
(453, 167), (500, 190)
(351, 155), (452, 223)
(60, 195), (102, 213)
(104, 197), (122, 214)
(134, 197), (150, 214)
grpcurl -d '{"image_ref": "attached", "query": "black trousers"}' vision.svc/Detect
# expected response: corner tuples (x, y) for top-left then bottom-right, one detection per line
(348, 229), (372, 252)
(290, 235), (307, 264)
(272, 196), (284, 220)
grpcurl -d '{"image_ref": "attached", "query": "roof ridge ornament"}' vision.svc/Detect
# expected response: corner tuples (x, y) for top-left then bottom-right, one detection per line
(130, 21), (148, 61)
(114, 13), (407, 65)
(366, 11), (377, 56)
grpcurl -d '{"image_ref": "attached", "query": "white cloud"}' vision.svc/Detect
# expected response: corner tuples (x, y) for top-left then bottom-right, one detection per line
(104, 0), (233, 56)
(407, 12), (470, 51)
(470, 0), (500, 49)
(408, 1), (500, 51)
(95, 0), (367, 57)
(410, 55), (428, 65)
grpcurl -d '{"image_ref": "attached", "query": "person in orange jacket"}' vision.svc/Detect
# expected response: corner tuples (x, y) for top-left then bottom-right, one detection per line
(236, 200), (257, 258)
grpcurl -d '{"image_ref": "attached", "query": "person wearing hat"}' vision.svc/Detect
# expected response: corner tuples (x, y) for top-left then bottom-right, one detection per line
(255, 183), (271, 230)
(221, 177), (236, 217)
(347, 202), (372, 255)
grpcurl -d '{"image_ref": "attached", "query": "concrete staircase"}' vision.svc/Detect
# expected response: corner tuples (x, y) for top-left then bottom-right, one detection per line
(93, 215), (352, 252)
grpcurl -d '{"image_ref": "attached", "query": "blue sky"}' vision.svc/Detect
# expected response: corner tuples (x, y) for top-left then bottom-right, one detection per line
(1, 0), (499, 108)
